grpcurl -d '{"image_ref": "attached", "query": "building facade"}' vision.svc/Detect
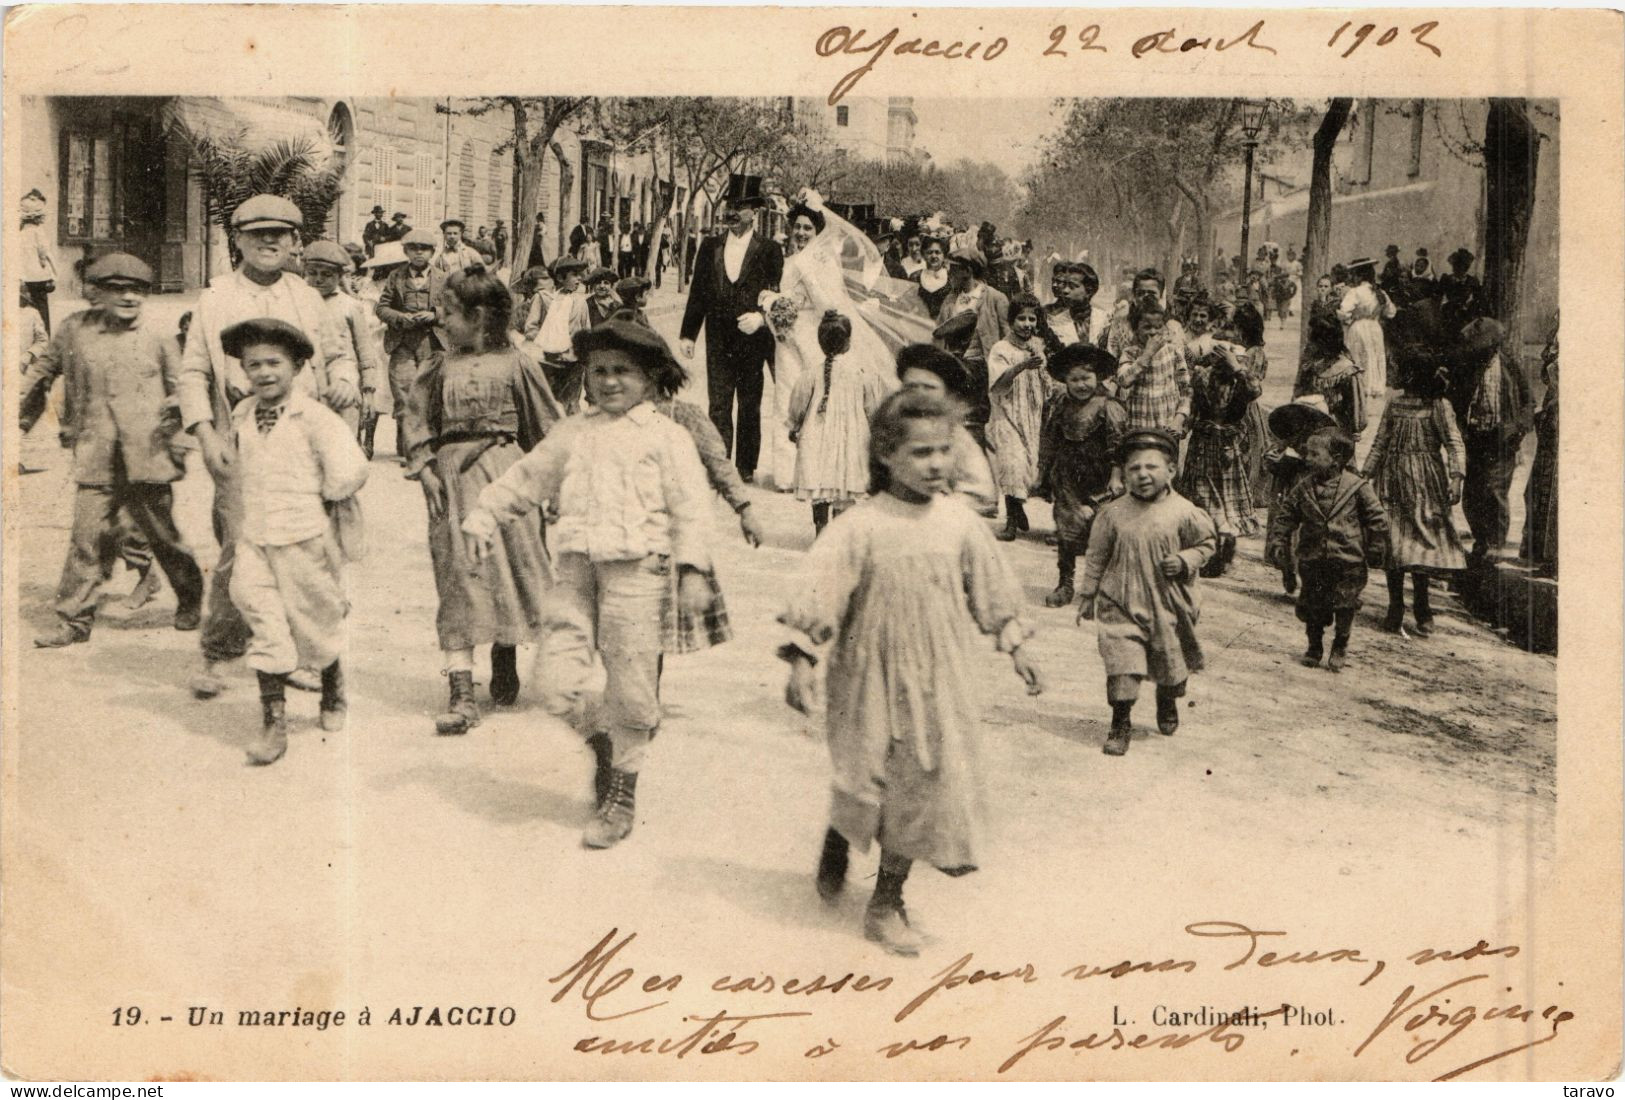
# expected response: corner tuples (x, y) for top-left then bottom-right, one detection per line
(1218, 98), (1559, 341)
(791, 95), (918, 165)
(17, 95), (685, 296)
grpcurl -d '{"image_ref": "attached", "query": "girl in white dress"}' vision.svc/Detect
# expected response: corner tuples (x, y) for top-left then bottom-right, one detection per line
(787, 311), (890, 535)
(1339, 259), (1396, 401)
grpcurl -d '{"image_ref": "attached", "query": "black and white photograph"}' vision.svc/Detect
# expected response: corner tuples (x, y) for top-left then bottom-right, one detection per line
(1, 4), (1618, 1085)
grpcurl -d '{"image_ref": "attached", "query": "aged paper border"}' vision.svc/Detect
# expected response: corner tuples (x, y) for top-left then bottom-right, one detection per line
(2, 4), (1620, 1082)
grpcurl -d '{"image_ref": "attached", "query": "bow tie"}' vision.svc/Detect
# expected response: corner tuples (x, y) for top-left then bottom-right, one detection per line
(254, 403), (285, 435)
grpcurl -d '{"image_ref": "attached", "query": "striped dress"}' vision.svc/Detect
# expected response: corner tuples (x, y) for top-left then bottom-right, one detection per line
(1360, 395), (1467, 573)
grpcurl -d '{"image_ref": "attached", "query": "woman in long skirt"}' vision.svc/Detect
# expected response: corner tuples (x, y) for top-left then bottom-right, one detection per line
(1339, 259), (1395, 400)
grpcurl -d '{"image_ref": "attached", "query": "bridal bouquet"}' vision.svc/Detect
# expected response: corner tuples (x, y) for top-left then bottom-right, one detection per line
(759, 290), (800, 340)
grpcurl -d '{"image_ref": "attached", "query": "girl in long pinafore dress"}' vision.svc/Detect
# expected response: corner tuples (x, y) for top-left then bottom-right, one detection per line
(1177, 332), (1262, 577)
(1076, 428), (1217, 757)
(405, 270), (563, 734)
(986, 294), (1055, 541)
(1360, 325), (1466, 637)
(780, 389), (1042, 957)
(787, 310), (890, 536)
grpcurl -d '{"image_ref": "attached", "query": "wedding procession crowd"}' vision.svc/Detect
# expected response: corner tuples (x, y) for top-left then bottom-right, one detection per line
(14, 176), (1558, 958)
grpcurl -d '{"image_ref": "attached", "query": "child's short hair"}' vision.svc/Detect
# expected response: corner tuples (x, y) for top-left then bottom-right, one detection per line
(1128, 298), (1167, 331)
(1046, 344), (1118, 385)
(1007, 293), (1042, 324)
(867, 389), (955, 495)
(1306, 426), (1355, 465)
(443, 269), (513, 348)
(817, 310), (852, 358)
(1134, 267), (1166, 292)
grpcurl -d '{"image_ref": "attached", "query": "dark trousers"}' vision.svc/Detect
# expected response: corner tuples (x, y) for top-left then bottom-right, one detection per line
(56, 474), (203, 633)
(1462, 433), (1517, 563)
(24, 281), (51, 333)
(707, 346), (767, 479)
(201, 470), (253, 663)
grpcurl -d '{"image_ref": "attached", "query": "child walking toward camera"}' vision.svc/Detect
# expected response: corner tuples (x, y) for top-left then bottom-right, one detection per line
(1075, 428), (1215, 757)
(221, 318), (368, 765)
(986, 294), (1053, 541)
(462, 319), (717, 851)
(1265, 428), (1388, 671)
(403, 270), (563, 735)
(1361, 313), (1467, 636)
(788, 310), (889, 535)
(1035, 344), (1126, 607)
(780, 389), (1043, 957)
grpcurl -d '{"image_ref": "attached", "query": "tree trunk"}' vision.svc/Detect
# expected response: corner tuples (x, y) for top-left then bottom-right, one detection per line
(552, 141), (574, 262)
(1483, 99), (1540, 358)
(1300, 97), (1354, 354)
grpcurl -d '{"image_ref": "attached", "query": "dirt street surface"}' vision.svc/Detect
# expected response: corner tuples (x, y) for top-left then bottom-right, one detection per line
(5, 293), (1555, 1079)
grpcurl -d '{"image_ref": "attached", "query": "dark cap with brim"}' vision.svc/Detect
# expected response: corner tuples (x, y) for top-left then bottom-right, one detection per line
(550, 256), (588, 277)
(1267, 400), (1336, 443)
(85, 252), (154, 286)
(615, 276), (652, 300)
(895, 343), (973, 401)
(1046, 343), (1118, 383)
(440, 218), (466, 231)
(932, 310), (978, 344)
(1118, 427), (1180, 463)
(572, 317), (679, 371)
(221, 317), (314, 363)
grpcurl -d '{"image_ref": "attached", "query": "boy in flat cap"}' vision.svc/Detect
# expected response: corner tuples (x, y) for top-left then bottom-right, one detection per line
(376, 227), (450, 461)
(527, 255), (592, 411)
(222, 318), (369, 765)
(303, 240), (384, 439)
(1075, 427), (1216, 757)
(22, 253), (205, 649)
(614, 276), (653, 329)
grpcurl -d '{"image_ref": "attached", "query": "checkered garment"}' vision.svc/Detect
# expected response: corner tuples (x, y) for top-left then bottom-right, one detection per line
(662, 567), (732, 655)
(1119, 340), (1190, 432)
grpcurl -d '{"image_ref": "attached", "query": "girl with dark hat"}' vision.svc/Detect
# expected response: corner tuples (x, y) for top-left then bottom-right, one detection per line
(1075, 427), (1217, 757)
(1260, 397), (1337, 594)
(1359, 304), (1468, 635)
(403, 270), (565, 735)
(1034, 344), (1127, 607)
(896, 344), (997, 515)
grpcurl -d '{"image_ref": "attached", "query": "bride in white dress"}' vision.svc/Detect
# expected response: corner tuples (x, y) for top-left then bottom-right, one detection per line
(761, 190), (932, 490)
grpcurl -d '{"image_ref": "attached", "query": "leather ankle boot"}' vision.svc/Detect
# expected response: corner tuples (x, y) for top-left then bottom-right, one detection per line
(490, 644), (520, 706)
(319, 660), (346, 732)
(583, 768), (638, 849)
(435, 670), (480, 735)
(247, 697), (289, 765)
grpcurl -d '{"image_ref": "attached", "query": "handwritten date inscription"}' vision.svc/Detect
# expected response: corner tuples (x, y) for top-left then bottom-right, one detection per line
(817, 18), (1445, 103)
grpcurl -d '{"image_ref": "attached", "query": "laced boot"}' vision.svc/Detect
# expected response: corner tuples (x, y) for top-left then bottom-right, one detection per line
(1103, 702), (1133, 756)
(1302, 627), (1325, 667)
(1411, 574), (1435, 637)
(319, 660), (346, 732)
(586, 732), (614, 806)
(490, 643), (520, 706)
(246, 673), (288, 765)
(434, 670), (480, 735)
(1326, 635), (1350, 673)
(863, 903), (924, 956)
(582, 768), (638, 849)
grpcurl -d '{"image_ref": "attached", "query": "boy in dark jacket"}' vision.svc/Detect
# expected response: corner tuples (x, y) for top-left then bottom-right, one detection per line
(21, 253), (205, 648)
(1265, 427), (1389, 672)
(1035, 344), (1126, 607)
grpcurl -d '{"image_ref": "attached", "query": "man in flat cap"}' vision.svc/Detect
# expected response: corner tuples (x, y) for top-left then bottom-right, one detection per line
(21, 253), (205, 649)
(432, 217), (480, 276)
(177, 193), (359, 699)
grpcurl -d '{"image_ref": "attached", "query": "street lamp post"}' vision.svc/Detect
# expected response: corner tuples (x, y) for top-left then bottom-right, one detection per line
(1239, 102), (1265, 274)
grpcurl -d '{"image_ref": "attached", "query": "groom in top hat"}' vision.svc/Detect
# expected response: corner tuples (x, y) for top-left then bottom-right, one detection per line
(679, 174), (783, 482)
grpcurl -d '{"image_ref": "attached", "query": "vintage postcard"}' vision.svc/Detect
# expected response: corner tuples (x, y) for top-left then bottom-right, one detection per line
(2, 4), (1620, 1083)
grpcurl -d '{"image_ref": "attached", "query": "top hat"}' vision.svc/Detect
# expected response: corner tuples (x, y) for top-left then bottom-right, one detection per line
(232, 194), (303, 232)
(723, 174), (767, 209)
(85, 252), (154, 286)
